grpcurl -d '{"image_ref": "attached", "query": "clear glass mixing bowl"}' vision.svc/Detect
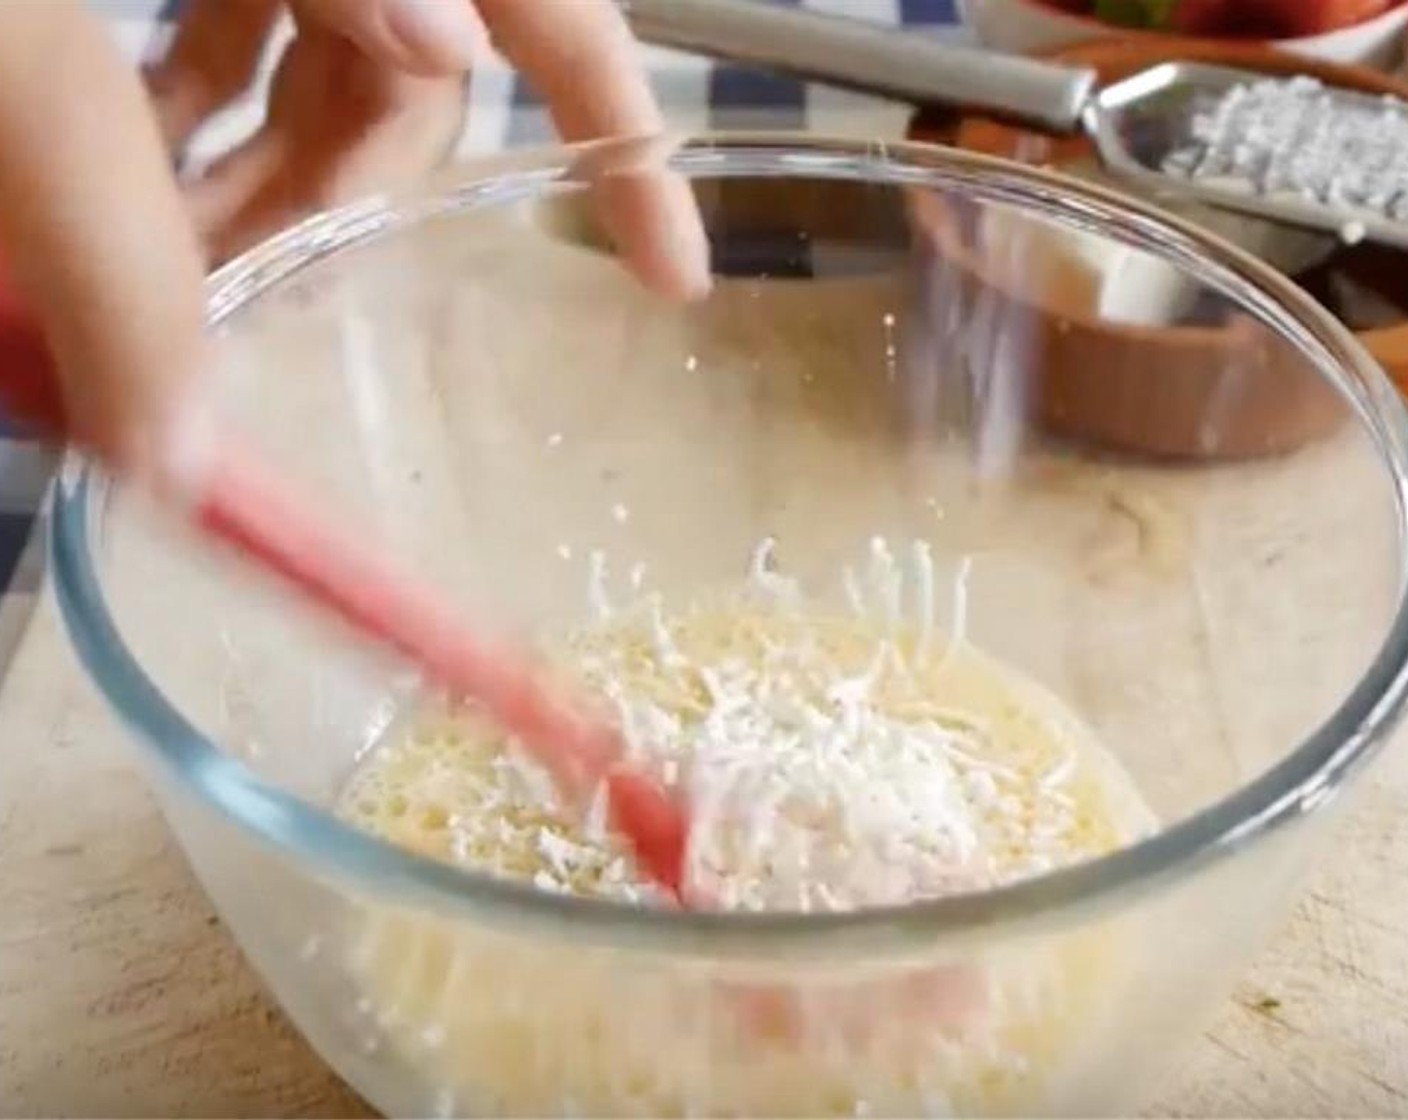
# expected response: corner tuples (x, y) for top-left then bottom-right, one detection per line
(49, 136), (1408, 1117)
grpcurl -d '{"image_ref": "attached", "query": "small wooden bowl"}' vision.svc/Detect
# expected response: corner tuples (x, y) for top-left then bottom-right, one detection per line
(908, 40), (1408, 460)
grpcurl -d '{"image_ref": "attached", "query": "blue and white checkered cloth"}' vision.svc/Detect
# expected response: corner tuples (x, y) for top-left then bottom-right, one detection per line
(0, 0), (967, 677)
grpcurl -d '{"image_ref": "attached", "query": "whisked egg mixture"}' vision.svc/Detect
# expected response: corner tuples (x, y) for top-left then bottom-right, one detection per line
(336, 538), (1156, 1117)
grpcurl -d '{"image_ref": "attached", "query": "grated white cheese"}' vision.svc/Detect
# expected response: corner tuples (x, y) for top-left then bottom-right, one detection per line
(587, 550), (611, 622)
(943, 554), (973, 668)
(339, 536), (1157, 1117)
(913, 539), (935, 658)
(1164, 76), (1408, 224)
(866, 537), (902, 636)
(748, 536), (802, 606)
(343, 537), (1133, 912)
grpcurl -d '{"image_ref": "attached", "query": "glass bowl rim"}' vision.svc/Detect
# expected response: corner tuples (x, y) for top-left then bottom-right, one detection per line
(48, 133), (1408, 958)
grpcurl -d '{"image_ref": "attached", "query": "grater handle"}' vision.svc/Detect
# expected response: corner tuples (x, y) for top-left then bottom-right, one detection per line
(623, 0), (1096, 132)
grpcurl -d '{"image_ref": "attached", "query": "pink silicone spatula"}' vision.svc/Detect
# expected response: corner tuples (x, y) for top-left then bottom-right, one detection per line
(0, 273), (688, 898)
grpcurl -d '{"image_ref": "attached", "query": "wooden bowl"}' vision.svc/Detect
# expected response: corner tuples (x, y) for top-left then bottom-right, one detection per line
(908, 40), (1408, 460)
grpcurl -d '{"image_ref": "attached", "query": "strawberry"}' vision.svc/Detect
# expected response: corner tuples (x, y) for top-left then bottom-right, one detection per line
(1168, 0), (1237, 33)
(1247, 0), (1395, 35)
(1082, 0), (1395, 34)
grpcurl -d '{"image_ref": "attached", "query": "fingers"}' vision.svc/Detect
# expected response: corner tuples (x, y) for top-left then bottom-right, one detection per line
(590, 158), (714, 304)
(146, 0), (479, 164)
(476, 0), (658, 138)
(185, 31), (466, 265)
(290, 0), (483, 75)
(159, 0), (708, 316)
(0, 4), (212, 490)
(476, 0), (711, 301)
(143, 0), (282, 154)
(171, 0), (474, 263)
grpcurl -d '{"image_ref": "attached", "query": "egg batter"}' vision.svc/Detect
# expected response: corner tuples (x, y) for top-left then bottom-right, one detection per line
(336, 538), (1156, 1116)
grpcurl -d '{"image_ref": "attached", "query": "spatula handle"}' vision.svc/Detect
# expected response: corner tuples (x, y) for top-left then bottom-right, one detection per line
(623, 0), (1096, 132)
(0, 274), (595, 771)
(0, 268), (692, 898)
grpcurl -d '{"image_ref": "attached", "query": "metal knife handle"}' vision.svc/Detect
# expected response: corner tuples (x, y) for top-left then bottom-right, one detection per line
(622, 0), (1095, 133)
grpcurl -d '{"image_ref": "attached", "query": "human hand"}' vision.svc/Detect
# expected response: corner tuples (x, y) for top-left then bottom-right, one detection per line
(0, 0), (708, 492)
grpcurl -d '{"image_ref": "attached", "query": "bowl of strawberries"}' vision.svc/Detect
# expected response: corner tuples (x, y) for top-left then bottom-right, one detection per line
(959, 0), (1408, 67)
